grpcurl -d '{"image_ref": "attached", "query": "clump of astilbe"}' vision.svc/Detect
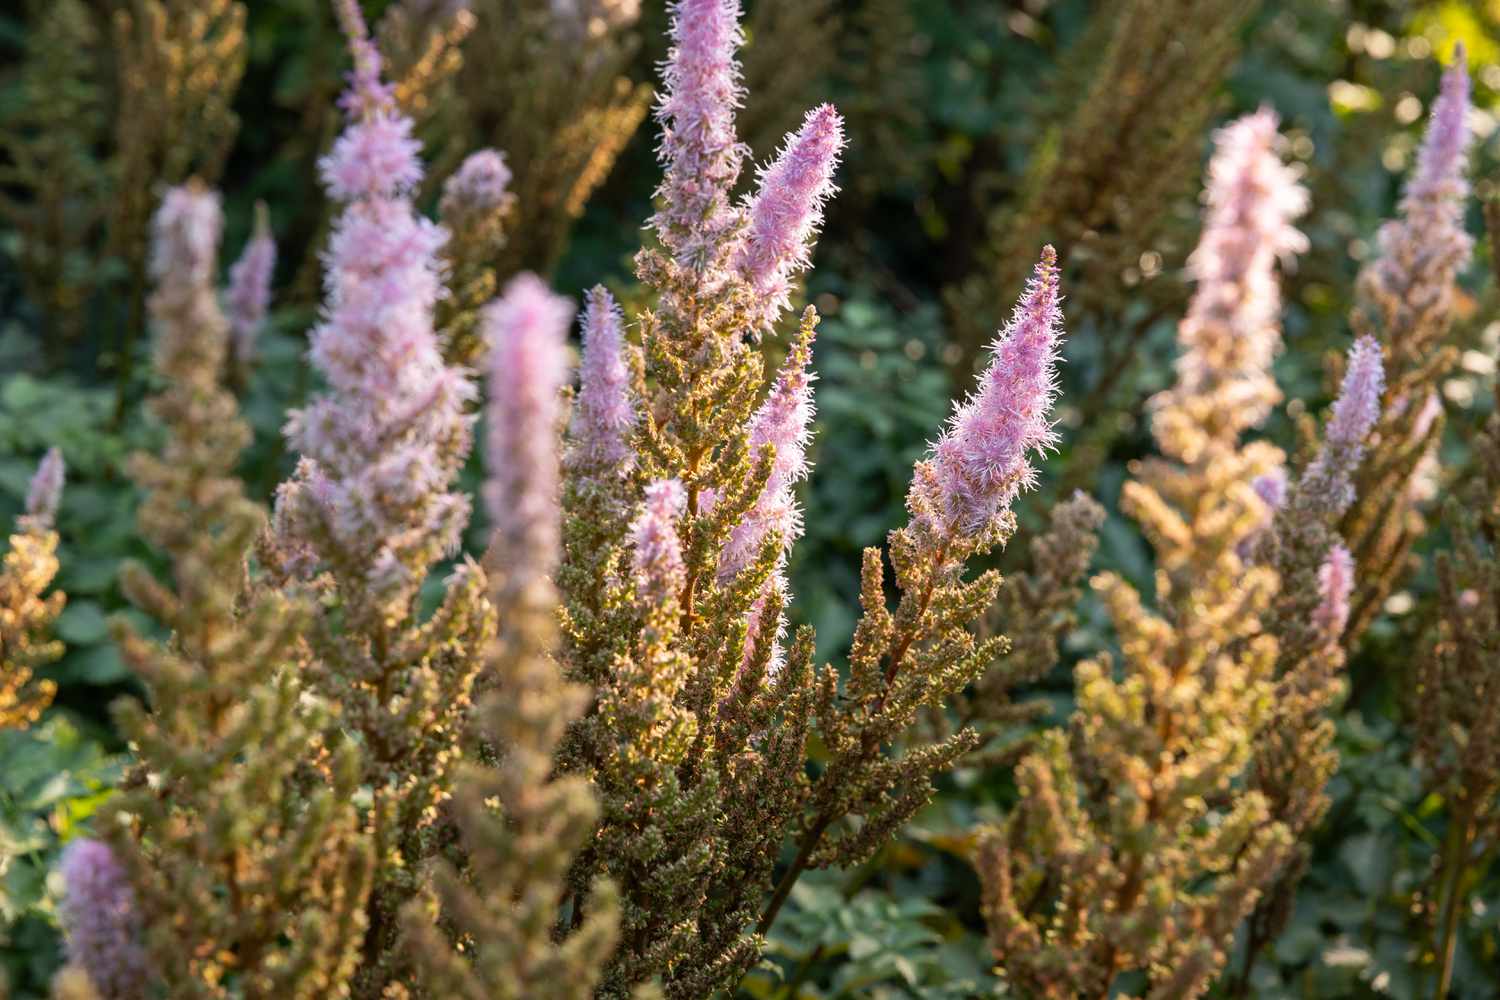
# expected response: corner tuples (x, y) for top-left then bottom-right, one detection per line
(106, 182), (372, 1000)
(453, 0), (650, 278)
(1234, 338), (1384, 990)
(926, 490), (1104, 768)
(435, 148), (518, 366)
(0, 0), (108, 346)
(1413, 381), (1500, 997)
(224, 201), (276, 380)
(945, 0), (1255, 384)
(265, 11), (490, 991)
(54, 839), (148, 1000)
(1342, 50), (1475, 641)
(977, 111), (1310, 1000)
(108, 0), (248, 368)
(399, 275), (621, 1000)
(0, 448), (65, 730)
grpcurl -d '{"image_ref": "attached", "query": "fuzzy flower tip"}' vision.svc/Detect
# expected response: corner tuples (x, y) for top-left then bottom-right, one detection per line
(1312, 543), (1354, 641)
(226, 202), (276, 363)
(632, 478), (688, 604)
(59, 839), (148, 1000)
(150, 184), (223, 292)
(1325, 336), (1385, 455)
(1407, 44), (1471, 207)
(1174, 107), (1309, 436)
(717, 331), (817, 582)
(568, 285), (636, 478)
(737, 104), (845, 331)
(924, 246), (1064, 539)
(441, 149), (515, 225)
(26, 447), (65, 527)
(652, 0), (746, 259)
(484, 274), (574, 585)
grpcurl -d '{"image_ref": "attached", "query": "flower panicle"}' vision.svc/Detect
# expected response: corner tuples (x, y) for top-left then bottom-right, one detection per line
(26, 447), (65, 527)
(226, 201), (276, 365)
(58, 839), (148, 1000)
(568, 285), (637, 478)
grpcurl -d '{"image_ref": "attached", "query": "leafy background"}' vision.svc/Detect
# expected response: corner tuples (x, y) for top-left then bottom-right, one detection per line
(4, 0), (1500, 996)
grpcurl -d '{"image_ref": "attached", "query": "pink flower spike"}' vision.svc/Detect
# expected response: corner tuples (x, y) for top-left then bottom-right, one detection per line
(632, 478), (688, 604)
(651, 0), (747, 263)
(226, 202), (276, 365)
(484, 274), (574, 587)
(717, 330), (816, 582)
(1406, 44), (1471, 207)
(1312, 543), (1354, 641)
(59, 839), (148, 1000)
(924, 245), (1064, 539)
(568, 285), (637, 478)
(1325, 336), (1385, 457)
(737, 104), (845, 332)
(441, 149), (516, 224)
(26, 447), (65, 527)
(151, 185), (223, 292)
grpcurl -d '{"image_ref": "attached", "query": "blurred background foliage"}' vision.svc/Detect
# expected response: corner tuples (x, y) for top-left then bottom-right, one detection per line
(4, 0), (1500, 996)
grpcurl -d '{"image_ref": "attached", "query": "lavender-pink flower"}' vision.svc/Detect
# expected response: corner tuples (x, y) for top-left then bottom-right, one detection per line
(275, 19), (473, 613)
(25, 447), (64, 527)
(226, 203), (276, 366)
(58, 839), (148, 1000)
(651, 0), (747, 266)
(632, 478), (687, 605)
(440, 149), (516, 225)
(1312, 543), (1354, 641)
(922, 245), (1064, 541)
(1299, 336), (1386, 518)
(484, 273), (574, 590)
(736, 104), (845, 332)
(567, 285), (636, 479)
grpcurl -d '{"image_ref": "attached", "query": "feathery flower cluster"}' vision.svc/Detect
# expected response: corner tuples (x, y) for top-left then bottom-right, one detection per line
(735, 104), (844, 331)
(1157, 108), (1308, 456)
(275, 27), (472, 613)
(58, 839), (148, 1000)
(439, 148), (515, 226)
(483, 273), (573, 593)
(632, 478), (688, 604)
(921, 246), (1062, 542)
(225, 202), (275, 367)
(1300, 336), (1385, 515)
(651, 0), (747, 265)
(26, 447), (64, 527)
(1312, 543), (1354, 640)
(567, 286), (637, 479)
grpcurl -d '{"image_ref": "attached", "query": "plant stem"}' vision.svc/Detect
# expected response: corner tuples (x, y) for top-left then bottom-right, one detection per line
(1434, 804), (1473, 999)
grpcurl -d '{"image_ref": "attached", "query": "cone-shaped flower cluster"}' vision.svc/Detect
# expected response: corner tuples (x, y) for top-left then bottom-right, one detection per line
(440, 148), (514, 224)
(26, 447), (64, 527)
(275, 20), (473, 616)
(1312, 543), (1354, 641)
(920, 245), (1062, 543)
(225, 202), (275, 367)
(632, 478), (688, 605)
(1301, 336), (1385, 516)
(567, 285), (637, 480)
(484, 273), (573, 595)
(736, 104), (844, 331)
(651, 0), (747, 266)
(58, 839), (148, 1000)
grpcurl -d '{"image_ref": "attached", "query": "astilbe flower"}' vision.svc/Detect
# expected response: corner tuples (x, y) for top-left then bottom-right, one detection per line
(567, 286), (637, 481)
(920, 246), (1062, 545)
(483, 272), (573, 597)
(401, 267), (618, 1000)
(225, 201), (275, 369)
(651, 0), (748, 267)
(0, 449), (64, 731)
(633, 478), (688, 605)
(57, 839), (148, 1000)
(108, 181), (372, 999)
(1312, 543), (1353, 640)
(979, 113), (1310, 1000)
(1299, 335), (1385, 516)
(264, 15), (488, 992)
(1343, 49), (1473, 640)
(436, 148), (517, 367)
(735, 103), (844, 331)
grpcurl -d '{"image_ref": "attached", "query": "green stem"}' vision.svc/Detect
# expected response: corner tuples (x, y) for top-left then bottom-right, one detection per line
(1434, 805), (1473, 1000)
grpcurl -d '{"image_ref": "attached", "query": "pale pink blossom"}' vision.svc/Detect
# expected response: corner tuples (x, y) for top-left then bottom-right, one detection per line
(632, 478), (688, 604)
(1312, 543), (1354, 641)
(25, 447), (65, 527)
(226, 203), (276, 365)
(567, 285), (636, 479)
(59, 839), (148, 1000)
(1299, 336), (1385, 515)
(484, 274), (574, 587)
(736, 104), (844, 331)
(440, 149), (515, 225)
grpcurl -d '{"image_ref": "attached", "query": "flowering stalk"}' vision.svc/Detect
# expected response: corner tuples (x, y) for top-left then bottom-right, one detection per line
(108, 181), (372, 999)
(57, 839), (148, 1000)
(1, 448), (65, 730)
(225, 200), (275, 376)
(436, 148), (516, 366)
(1343, 48), (1474, 640)
(265, 12), (488, 990)
(980, 112), (1309, 998)
(401, 272), (619, 998)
